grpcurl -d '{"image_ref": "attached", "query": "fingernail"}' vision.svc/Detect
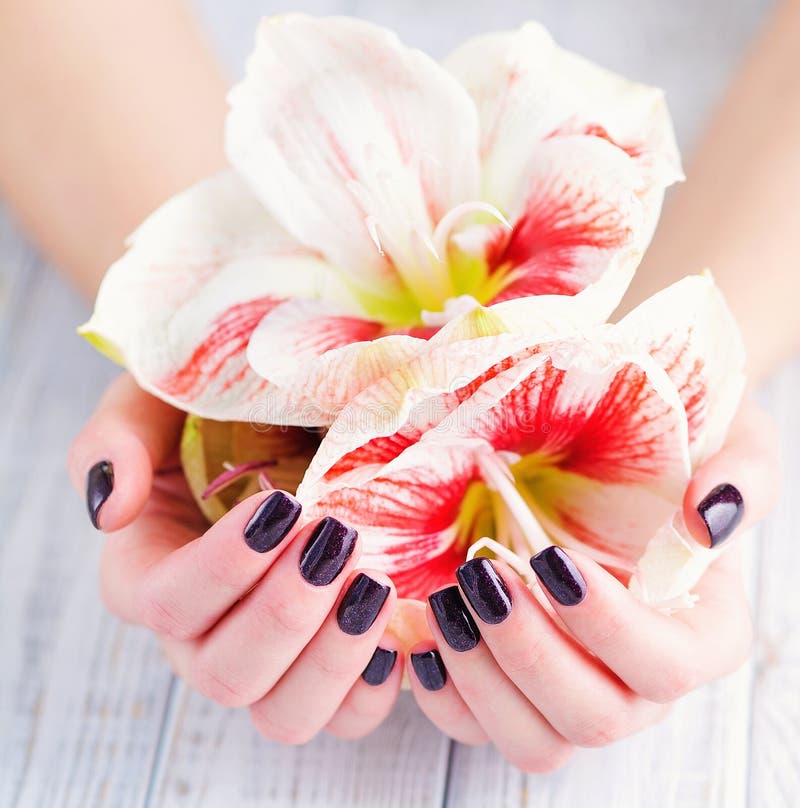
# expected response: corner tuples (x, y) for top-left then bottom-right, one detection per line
(86, 460), (114, 529)
(410, 649), (447, 691)
(698, 483), (744, 547)
(244, 491), (302, 553)
(428, 586), (480, 652)
(299, 516), (357, 586)
(337, 573), (390, 635)
(456, 557), (512, 625)
(530, 546), (587, 606)
(361, 647), (397, 686)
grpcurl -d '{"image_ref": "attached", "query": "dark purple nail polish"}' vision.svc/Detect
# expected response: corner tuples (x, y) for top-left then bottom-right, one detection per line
(698, 483), (744, 547)
(86, 460), (114, 529)
(411, 649), (447, 691)
(456, 558), (512, 625)
(337, 573), (390, 635)
(429, 586), (480, 652)
(243, 491), (302, 553)
(530, 546), (587, 606)
(361, 647), (397, 686)
(299, 517), (357, 586)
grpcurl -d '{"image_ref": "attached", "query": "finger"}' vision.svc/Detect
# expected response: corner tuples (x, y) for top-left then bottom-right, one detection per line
(684, 398), (782, 547)
(407, 643), (488, 746)
(530, 544), (753, 703)
(325, 632), (404, 740)
(426, 586), (574, 771)
(248, 570), (395, 744)
(135, 489), (303, 640)
(186, 517), (361, 707)
(67, 373), (185, 531)
(454, 559), (667, 747)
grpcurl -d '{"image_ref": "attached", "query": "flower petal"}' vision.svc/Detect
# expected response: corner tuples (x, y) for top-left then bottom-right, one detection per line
(445, 21), (682, 233)
(80, 171), (334, 421)
(457, 340), (691, 497)
(297, 333), (540, 500)
(617, 273), (746, 465)
(300, 440), (482, 600)
(628, 512), (720, 612)
(483, 136), (645, 304)
(226, 14), (481, 305)
(247, 298), (386, 387)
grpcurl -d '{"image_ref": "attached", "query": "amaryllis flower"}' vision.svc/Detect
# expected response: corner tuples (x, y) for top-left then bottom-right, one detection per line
(80, 16), (682, 425)
(296, 275), (745, 609)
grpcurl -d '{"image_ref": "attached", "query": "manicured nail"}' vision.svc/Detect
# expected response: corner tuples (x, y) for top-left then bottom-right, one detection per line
(429, 586), (480, 651)
(243, 491), (302, 553)
(698, 483), (744, 547)
(456, 558), (512, 625)
(530, 546), (587, 606)
(410, 649), (447, 691)
(361, 647), (397, 686)
(299, 516), (357, 586)
(337, 573), (390, 635)
(86, 460), (114, 529)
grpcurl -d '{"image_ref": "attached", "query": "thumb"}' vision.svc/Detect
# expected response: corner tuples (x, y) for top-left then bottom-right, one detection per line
(67, 373), (186, 531)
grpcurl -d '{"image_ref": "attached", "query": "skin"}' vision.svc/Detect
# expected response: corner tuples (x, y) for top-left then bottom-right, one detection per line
(3, 0), (791, 763)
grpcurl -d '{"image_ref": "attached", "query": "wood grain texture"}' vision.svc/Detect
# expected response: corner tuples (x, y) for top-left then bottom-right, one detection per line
(748, 370), (800, 807)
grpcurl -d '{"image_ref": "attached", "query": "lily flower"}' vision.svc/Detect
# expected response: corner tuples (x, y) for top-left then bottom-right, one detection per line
(81, 15), (682, 425)
(296, 274), (745, 609)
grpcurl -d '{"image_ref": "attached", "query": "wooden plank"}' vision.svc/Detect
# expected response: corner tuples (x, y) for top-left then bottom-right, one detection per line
(748, 367), (800, 806)
(0, 234), (173, 808)
(151, 688), (452, 808)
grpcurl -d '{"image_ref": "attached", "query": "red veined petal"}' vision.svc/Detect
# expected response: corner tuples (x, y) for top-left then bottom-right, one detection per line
(617, 274), (745, 465)
(301, 441), (481, 600)
(79, 171), (333, 422)
(484, 137), (644, 302)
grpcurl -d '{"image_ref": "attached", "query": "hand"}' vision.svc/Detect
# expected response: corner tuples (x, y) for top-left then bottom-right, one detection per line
(68, 374), (403, 743)
(408, 397), (781, 771)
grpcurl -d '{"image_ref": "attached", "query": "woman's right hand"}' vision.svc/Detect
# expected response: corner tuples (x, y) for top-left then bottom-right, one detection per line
(68, 373), (402, 743)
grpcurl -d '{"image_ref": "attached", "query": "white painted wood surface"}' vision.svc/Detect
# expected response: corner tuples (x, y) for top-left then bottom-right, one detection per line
(2, 2), (798, 805)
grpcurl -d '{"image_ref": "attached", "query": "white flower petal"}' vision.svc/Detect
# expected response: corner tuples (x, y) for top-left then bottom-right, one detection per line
(445, 21), (682, 236)
(80, 170), (334, 421)
(226, 14), (481, 303)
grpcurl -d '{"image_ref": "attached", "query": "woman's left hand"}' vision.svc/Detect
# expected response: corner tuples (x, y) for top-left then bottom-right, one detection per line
(407, 398), (782, 771)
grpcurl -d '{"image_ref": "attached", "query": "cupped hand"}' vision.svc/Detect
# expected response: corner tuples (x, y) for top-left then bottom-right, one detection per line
(68, 374), (403, 744)
(408, 397), (781, 771)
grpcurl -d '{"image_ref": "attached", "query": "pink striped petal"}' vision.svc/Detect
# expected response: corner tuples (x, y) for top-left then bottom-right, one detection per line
(226, 15), (481, 304)
(458, 341), (691, 497)
(301, 441), (483, 600)
(80, 171), (334, 422)
(445, 21), (682, 235)
(483, 136), (645, 304)
(617, 273), (746, 465)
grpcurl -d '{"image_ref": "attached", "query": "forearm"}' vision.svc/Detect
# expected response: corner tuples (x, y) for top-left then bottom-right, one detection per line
(0, 0), (228, 299)
(620, 0), (800, 384)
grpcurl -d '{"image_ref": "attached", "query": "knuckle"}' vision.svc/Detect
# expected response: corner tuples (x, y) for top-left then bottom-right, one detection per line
(508, 743), (573, 774)
(639, 663), (702, 703)
(250, 705), (317, 746)
(137, 585), (196, 641)
(190, 656), (255, 708)
(590, 608), (635, 651)
(262, 596), (316, 638)
(568, 709), (629, 748)
(305, 644), (359, 683)
(499, 635), (550, 680)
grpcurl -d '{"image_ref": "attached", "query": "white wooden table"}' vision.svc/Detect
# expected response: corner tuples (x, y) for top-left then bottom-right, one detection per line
(2, 2), (797, 805)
